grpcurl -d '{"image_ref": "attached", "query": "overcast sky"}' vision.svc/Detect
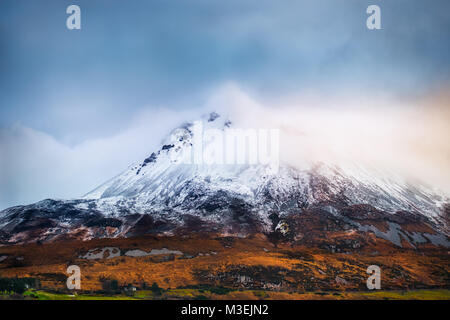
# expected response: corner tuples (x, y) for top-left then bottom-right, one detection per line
(0, 0), (449, 209)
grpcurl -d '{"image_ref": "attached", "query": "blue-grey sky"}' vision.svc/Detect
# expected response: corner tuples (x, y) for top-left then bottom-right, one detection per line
(0, 0), (449, 209)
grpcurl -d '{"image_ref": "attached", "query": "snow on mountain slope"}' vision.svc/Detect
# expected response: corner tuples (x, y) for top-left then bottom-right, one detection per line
(82, 112), (447, 220)
(0, 112), (449, 246)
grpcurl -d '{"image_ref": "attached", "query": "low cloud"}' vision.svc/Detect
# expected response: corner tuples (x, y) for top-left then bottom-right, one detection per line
(0, 107), (204, 209)
(211, 84), (450, 194)
(1, 84), (449, 210)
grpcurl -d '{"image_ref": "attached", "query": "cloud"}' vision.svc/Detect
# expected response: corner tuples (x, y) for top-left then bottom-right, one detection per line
(208, 84), (450, 194)
(1, 84), (449, 210)
(2, 0), (450, 141)
(0, 107), (205, 209)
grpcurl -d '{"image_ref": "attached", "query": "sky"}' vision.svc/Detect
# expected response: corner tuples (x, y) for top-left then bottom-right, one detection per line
(0, 0), (449, 209)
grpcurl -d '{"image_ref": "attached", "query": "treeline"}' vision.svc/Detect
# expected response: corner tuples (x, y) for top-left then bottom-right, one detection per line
(100, 277), (163, 296)
(0, 277), (40, 294)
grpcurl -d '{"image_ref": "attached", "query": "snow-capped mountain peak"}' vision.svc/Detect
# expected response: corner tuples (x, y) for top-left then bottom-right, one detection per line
(0, 112), (448, 247)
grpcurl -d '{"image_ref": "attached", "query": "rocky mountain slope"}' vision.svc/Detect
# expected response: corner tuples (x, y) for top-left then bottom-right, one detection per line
(0, 113), (449, 249)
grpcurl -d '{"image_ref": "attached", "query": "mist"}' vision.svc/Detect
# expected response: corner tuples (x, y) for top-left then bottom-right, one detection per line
(213, 84), (450, 194)
(1, 84), (449, 210)
(0, 107), (207, 209)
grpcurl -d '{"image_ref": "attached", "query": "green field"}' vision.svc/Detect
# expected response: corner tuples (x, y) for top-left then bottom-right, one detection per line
(1, 288), (448, 300)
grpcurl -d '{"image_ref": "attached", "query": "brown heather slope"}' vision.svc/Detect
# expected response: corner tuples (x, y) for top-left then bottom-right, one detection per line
(0, 233), (448, 293)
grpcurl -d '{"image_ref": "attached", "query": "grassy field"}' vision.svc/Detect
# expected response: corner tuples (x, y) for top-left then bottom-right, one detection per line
(2, 288), (447, 300)
(356, 289), (450, 300)
(20, 290), (138, 300)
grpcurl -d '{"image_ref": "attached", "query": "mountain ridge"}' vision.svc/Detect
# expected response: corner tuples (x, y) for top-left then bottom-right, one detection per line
(0, 112), (449, 248)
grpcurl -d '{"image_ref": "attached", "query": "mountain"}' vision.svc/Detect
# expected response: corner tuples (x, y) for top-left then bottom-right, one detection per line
(0, 112), (449, 250)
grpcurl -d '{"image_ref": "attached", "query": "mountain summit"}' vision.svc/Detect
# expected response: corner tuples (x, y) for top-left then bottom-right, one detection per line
(0, 112), (449, 249)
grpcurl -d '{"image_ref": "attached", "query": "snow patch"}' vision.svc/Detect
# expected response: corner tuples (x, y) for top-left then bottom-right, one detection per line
(125, 248), (183, 257)
(79, 247), (121, 260)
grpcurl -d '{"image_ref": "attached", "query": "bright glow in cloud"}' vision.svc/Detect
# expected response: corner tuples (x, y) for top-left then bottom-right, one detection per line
(211, 84), (450, 193)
